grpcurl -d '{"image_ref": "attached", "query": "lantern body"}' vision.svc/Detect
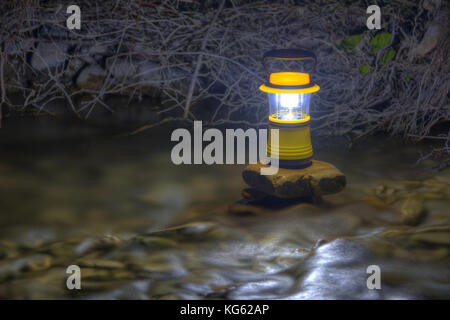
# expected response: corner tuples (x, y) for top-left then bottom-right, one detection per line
(259, 49), (320, 169)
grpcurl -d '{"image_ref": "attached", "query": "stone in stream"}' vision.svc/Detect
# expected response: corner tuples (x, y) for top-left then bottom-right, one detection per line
(105, 57), (138, 81)
(138, 61), (191, 97)
(229, 192), (317, 215)
(0, 241), (18, 260)
(242, 160), (346, 199)
(25, 254), (53, 272)
(146, 222), (227, 242)
(400, 195), (424, 226)
(364, 177), (450, 225)
(136, 61), (163, 98)
(241, 188), (269, 201)
(74, 235), (124, 255)
(75, 259), (125, 270)
(64, 57), (85, 82)
(228, 202), (269, 215)
(30, 41), (70, 71)
(76, 64), (106, 91)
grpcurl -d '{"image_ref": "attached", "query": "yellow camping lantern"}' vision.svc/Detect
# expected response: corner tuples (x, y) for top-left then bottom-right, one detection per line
(259, 49), (320, 168)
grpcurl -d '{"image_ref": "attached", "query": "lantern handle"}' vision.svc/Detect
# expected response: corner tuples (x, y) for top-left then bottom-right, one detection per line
(263, 49), (317, 80)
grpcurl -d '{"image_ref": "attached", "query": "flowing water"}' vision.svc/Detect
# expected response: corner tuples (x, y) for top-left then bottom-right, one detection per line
(0, 110), (449, 299)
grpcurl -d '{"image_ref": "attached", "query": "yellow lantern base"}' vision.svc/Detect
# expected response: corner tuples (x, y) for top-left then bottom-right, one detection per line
(267, 121), (313, 168)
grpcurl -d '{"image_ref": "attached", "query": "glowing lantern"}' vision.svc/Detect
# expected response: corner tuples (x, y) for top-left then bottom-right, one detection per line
(259, 49), (320, 168)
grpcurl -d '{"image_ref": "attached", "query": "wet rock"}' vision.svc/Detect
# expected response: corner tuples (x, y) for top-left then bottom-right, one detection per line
(30, 41), (69, 71)
(78, 43), (112, 64)
(164, 67), (190, 84)
(282, 224), (450, 299)
(133, 236), (178, 249)
(42, 239), (82, 258)
(76, 64), (106, 91)
(74, 235), (124, 255)
(137, 61), (161, 81)
(149, 222), (227, 242)
(64, 57), (85, 82)
(81, 268), (136, 281)
(76, 259), (125, 270)
(227, 275), (294, 299)
(423, 192), (446, 200)
(408, 6), (449, 58)
(84, 280), (151, 299)
(5, 38), (34, 55)
(105, 58), (138, 81)
(241, 188), (268, 201)
(0, 254), (52, 281)
(229, 195), (313, 215)
(373, 184), (400, 205)
(0, 261), (20, 282)
(423, 0), (442, 12)
(400, 195), (424, 226)
(369, 226), (450, 271)
(409, 226), (450, 246)
(423, 178), (450, 195)
(0, 241), (18, 260)
(137, 61), (163, 98)
(366, 178), (448, 225)
(15, 228), (56, 249)
(91, 235), (124, 249)
(127, 253), (187, 278)
(154, 222), (212, 236)
(228, 203), (268, 215)
(137, 62), (191, 97)
(242, 161), (346, 198)
(26, 254), (53, 272)
(371, 181), (423, 206)
(285, 239), (381, 300)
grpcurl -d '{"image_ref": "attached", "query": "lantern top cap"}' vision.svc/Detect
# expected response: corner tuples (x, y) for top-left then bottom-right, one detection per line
(260, 49), (320, 94)
(259, 72), (320, 94)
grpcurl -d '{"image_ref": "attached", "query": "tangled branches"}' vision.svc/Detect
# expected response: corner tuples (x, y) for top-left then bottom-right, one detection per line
(0, 0), (449, 165)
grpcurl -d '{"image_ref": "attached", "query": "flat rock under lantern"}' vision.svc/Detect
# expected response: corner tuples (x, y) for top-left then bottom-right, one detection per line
(242, 160), (346, 199)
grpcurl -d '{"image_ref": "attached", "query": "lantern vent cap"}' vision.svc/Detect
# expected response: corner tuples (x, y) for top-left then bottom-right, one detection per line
(259, 72), (320, 94)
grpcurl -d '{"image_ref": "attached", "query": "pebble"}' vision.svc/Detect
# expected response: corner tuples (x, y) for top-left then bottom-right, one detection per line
(400, 195), (424, 226)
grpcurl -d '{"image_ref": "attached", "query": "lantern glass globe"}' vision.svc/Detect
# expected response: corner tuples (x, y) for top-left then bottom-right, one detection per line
(268, 92), (311, 122)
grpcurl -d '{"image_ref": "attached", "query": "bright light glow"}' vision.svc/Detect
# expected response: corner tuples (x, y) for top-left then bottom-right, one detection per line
(281, 112), (295, 120)
(279, 94), (299, 109)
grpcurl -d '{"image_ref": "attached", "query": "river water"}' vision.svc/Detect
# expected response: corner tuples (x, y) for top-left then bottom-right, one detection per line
(0, 113), (449, 299)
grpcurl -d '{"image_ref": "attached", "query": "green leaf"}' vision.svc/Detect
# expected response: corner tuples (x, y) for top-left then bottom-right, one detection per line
(341, 34), (363, 50)
(371, 32), (392, 54)
(358, 64), (371, 75)
(405, 73), (412, 82)
(379, 49), (396, 66)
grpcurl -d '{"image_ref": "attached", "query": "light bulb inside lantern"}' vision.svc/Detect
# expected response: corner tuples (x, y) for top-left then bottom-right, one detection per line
(279, 94), (299, 109)
(279, 94), (300, 120)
